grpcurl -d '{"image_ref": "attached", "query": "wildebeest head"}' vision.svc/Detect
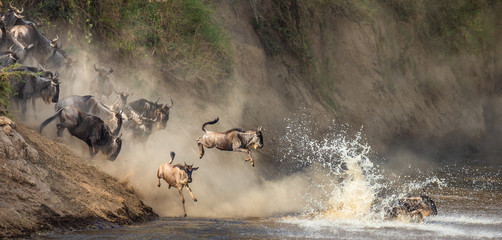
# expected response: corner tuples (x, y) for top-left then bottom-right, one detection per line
(182, 163), (199, 183)
(50, 73), (60, 103)
(155, 98), (173, 129)
(2, 4), (27, 27)
(108, 133), (123, 161)
(114, 89), (133, 106)
(247, 126), (263, 150)
(45, 40), (72, 69)
(94, 64), (113, 80)
(37, 72), (60, 104)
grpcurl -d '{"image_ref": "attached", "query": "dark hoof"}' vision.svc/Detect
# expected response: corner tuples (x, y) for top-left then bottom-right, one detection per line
(184, 214), (187, 217)
(194, 199), (198, 202)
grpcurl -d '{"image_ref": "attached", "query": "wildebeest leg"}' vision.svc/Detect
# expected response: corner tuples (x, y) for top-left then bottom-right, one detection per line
(31, 98), (37, 119)
(185, 184), (197, 202)
(197, 138), (205, 159)
(21, 100), (27, 120)
(178, 187), (187, 217)
(88, 138), (98, 158)
(234, 148), (254, 167)
(56, 124), (65, 137)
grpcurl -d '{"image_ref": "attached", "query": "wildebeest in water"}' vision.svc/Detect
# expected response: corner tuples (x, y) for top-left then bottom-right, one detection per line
(387, 195), (438, 222)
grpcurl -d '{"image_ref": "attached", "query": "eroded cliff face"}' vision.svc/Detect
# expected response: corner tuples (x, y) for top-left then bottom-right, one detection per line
(0, 116), (157, 238)
(213, 1), (502, 165)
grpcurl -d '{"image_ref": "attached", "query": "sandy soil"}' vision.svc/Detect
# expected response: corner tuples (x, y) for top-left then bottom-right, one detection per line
(0, 117), (157, 238)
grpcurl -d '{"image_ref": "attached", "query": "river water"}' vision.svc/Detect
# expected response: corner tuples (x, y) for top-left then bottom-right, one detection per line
(38, 117), (502, 239)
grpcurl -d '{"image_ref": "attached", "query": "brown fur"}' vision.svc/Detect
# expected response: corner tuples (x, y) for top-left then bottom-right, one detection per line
(389, 195), (438, 222)
(157, 152), (199, 217)
(196, 118), (263, 167)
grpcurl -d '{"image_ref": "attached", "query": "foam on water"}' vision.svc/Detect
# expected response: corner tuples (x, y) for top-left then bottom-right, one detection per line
(278, 113), (390, 220)
(275, 112), (502, 239)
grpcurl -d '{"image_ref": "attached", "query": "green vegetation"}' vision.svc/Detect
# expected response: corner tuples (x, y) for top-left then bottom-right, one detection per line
(17, 0), (232, 83)
(0, 64), (24, 116)
(382, 0), (500, 53)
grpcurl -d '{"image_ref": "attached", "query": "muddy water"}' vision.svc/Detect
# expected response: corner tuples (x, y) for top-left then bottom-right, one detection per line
(39, 117), (502, 239)
(37, 164), (502, 240)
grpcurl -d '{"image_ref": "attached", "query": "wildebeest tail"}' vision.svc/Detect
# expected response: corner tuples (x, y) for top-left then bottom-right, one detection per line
(202, 117), (219, 132)
(169, 151), (175, 164)
(39, 108), (63, 133)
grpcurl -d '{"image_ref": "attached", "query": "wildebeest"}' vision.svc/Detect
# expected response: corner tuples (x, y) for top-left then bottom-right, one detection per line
(388, 195), (438, 222)
(8, 67), (60, 119)
(39, 106), (123, 160)
(56, 95), (122, 132)
(10, 23), (59, 64)
(0, 49), (17, 67)
(112, 90), (156, 142)
(91, 64), (114, 99)
(128, 97), (173, 130)
(4, 5), (76, 84)
(157, 152), (199, 217)
(0, 4), (32, 28)
(0, 22), (33, 64)
(197, 117), (263, 167)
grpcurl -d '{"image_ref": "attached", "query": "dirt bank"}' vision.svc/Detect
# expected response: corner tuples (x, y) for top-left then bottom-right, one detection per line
(0, 117), (157, 238)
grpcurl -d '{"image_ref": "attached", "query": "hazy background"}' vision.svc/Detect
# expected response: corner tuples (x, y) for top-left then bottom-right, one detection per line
(11, 0), (502, 217)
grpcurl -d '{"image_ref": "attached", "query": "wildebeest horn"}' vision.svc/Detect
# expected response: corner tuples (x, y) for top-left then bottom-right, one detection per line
(50, 35), (59, 48)
(109, 67), (113, 74)
(258, 126), (262, 131)
(25, 44), (34, 51)
(168, 99), (174, 108)
(9, 4), (23, 14)
(117, 133), (122, 138)
(94, 64), (99, 71)
(13, 12), (25, 19)
(9, 53), (18, 61)
(155, 97), (160, 105)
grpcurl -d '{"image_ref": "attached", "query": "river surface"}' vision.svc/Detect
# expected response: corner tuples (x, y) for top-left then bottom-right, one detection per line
(38, 118), (502, 239)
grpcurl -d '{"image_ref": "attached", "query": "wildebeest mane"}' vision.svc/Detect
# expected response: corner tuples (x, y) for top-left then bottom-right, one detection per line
(172, 163), (186, 171)
(81, 95), (93, 102)
(224, 128), (244, 133)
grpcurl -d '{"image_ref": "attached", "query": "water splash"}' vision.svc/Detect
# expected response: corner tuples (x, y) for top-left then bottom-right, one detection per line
(277, 112), (387, 219)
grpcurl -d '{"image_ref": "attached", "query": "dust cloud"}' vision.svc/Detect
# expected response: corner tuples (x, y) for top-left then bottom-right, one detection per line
(16, 42), (314, 218)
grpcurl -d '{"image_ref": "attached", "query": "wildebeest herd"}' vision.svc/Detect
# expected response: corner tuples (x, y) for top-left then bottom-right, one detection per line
(3, 4), (436, 220)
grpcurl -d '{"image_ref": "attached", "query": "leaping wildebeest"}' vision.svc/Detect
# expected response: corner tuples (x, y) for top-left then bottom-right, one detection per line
(157, 152), (199, 217)
(39, 106), (123, 161)
(197, 117), (263, 167)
